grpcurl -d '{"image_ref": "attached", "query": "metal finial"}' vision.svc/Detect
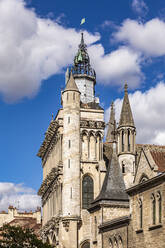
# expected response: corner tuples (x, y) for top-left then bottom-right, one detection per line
(81, 32), (84, 45)
(124, 82), (128, 93)
(52, 113), (54, 120)
(111, 101), (114, 108)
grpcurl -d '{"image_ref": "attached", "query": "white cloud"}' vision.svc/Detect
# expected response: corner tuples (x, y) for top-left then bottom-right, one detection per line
(0, 0), (99, 102)
(89, 45), (143, 88)
(0, 0), (143, 102)
(0, 182), (41, 211)
(114, 18), (165, 56)
(132, 0), (148, 16)
(105, 82), (165, 145)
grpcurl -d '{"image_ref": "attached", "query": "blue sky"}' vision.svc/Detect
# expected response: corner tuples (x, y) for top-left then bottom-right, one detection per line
(1, 0), (165, 211)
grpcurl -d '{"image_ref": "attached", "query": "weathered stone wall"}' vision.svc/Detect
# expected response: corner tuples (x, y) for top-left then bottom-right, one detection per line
(118, 153), (135, 189)
(62, 89), (81, 217)
(75, 77), (94, 103)
(102, 226), (130, 248)
(103, 206), (129, 222)
(130, 182), (165, 248)
(134, 149), (157, 185)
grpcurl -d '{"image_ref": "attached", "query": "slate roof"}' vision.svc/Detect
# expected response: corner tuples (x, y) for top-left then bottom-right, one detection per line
(93, 143), (129, 203)
(118, 83), (135, 128)
(106, 102), (116, 143)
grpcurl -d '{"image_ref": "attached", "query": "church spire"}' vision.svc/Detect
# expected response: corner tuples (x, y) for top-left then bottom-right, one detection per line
(92, 142), (129, 203)
(73, 33), (95, 78)
(64, 69), (79, 92)
(118, 83), (135, 128)
(106, 101), (117, 143)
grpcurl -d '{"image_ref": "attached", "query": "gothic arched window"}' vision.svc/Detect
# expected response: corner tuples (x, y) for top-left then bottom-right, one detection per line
(128, 129), (130, 151)
(157, 191), (162, 223)
(138, 198), (143, 229)
(151, 193), (156, 225)
(82, 175), (94, 209)
(122, 130), (124, 152)
(82, 241), (90, 248)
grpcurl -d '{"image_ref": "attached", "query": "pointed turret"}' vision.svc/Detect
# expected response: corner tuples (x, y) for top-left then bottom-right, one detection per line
(93, 142), (129, 203)
(117, 83), (136, 188)
(64, 70), (79, 92)
(106, 101), (117, 143)
(118, 83), (134, 128)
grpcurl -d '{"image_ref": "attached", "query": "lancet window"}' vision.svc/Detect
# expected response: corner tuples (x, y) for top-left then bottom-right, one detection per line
(128, 129), (130, 151)
(82, 175), (94, 209)
(156, 191), (162, 224)
(151, 193), (156, 225)
(138, 198), (143, 229)
(122, 130), (124, 152)
(89, 133), (95, 159)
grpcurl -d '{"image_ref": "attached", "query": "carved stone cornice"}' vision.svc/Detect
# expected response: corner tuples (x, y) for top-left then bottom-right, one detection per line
(37, 120), (59, 160)
(80, 120), (105, 130)
(40, 216), (61, 238)
(62, 219), (70, 232)
(62, 216), (81, 232)
(38, 165), (63, 205)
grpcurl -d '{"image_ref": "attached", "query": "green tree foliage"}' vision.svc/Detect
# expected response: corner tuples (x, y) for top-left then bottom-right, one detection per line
(0, 224), (53, 248)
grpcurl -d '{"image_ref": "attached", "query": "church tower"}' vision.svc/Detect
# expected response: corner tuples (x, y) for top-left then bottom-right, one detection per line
(71, 33), (96, 103)
(117, 83), (136, 188)
(38, 33), (105, 248)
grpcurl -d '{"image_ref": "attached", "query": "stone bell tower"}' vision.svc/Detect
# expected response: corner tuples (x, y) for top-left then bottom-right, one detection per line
(71, 33), (96, 104)
(117, 83), (136, 188)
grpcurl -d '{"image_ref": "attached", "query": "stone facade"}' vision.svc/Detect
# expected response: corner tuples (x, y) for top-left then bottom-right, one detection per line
(38, 34), (165, 248)
(0, 206), (41, 236)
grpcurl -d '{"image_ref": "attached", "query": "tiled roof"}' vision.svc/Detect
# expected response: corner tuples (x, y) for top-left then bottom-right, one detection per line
(8, 217), (41, 237)
(136, 144), (165, 172)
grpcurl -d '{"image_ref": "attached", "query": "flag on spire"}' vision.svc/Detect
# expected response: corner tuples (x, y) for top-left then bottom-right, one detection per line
(80, 18), (85, 25)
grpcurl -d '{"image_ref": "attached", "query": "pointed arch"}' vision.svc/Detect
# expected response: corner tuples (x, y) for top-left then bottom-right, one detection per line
(89, 132), (96, 159)
(109, 238), (113, 248)
(156, 191), (162, 223)
(128, 129), (130, 151)
(81, 240), (90, 248)
(81, 130), (89, 160)
(82, 175), (94, 209)
(139, 173), (149, 183)
(138, 198), (143, 229)
(114, 237), (118, 248)
(121, 130), (124, 152)
(151, 193), (156, 225)
(118, 236), (123, 248)
(96, 132), (101, 161)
